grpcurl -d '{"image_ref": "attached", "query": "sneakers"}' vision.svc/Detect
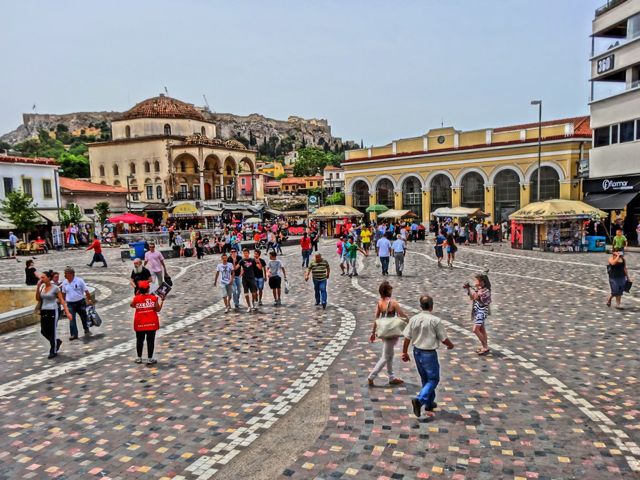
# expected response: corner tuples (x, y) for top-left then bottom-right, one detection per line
(56, 339), (62, 353)
(147, 358), (157, 365)
(322, 303), (327, 310)
(84, 329), (92, 336)
(47, 352), (57, 359)
(425, 402), (438, 412)
(224, 306), (230, 313)
(411, 398), (422, 418)
(258, 300), (263, 306)
(135, 357), (143, 364)
(246, 307), (252, 313)
(69, 336), (78, 341)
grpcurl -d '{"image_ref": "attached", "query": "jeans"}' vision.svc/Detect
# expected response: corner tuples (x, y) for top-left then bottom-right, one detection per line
(413, 348), (440, 409)
(380, 256), (390, 274)
(348, 257), (358, 275)
(67, 299), (89, 337)
(232, 276), (242, 307)
(313, 278), (327, 305)
(302, 249), (312, 267)
(368, 337), (399, 381)
(150, 271), (163, 293)
(89, 252), (107, 267)
(394, 252), (404, 275)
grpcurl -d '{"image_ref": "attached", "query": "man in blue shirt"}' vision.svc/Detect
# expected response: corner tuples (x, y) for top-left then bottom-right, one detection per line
(391, 234), (407, 276)
(410, 222), (419, 242)
(376, 233), (392, 276)
(8, 231), (18, 258)
(434, 231), (446, 268)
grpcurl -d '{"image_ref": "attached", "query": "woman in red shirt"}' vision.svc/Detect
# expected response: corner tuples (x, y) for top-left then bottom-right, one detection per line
(130, 280), (163, 365)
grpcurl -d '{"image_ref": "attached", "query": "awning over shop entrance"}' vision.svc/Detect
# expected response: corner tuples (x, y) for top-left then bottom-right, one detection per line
(583, 192), (638, 210)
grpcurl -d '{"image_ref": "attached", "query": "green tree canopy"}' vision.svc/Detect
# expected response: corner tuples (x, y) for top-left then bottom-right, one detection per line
(58, 152), (90, 178)
(94, 201), (111, 225)
(292, 147), (341, 177)
(59, 204), (83, 227)
(1, 190), (40, 238)
(325, 191), (345, 205)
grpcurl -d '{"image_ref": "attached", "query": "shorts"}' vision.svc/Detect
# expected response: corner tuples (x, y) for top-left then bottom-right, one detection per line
(255, 277), (265, 290)
(434, 246), (444, 258)
(220, 283), (233, 298)
(269, 276), (282, 289)
(242, 277), (257, 294)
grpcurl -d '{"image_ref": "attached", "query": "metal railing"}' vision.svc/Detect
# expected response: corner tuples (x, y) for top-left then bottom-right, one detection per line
(595, 0), (627, 17)
(118, 232), (170, 247)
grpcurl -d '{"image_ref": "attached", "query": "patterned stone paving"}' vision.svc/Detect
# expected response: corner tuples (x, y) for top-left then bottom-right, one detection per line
(0, 241), (638, 479)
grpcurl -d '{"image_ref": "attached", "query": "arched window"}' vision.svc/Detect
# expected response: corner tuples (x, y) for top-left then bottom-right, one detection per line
(494, 169), (521, 222)
(125, 125), (131, 138)
(114, 180), (121, 186)
(376, 178), (394, 208)
(430, 174), (452, 211)
(164, 124), (171, 136)
(461, 172), (485, 209)
(129, 162), (136, 175)
(156, 185), (162, 200)
(113, 164), (120, 176)
(402, 176), (422, 219)
(530, 166), (560, 202)
(353, 181), (370, 209)
(180, 161), (186, 173)
(144, 161), (150, 173)
(201, 126), (206, 136)
(154, 161), (160, 172)
(98, 165), (105, 177)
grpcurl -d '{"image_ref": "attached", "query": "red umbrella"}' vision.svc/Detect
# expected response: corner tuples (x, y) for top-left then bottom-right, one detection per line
(107, 213), (154, 225)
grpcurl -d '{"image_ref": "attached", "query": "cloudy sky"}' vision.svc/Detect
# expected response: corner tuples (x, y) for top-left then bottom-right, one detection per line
(0, 0), (600, 145)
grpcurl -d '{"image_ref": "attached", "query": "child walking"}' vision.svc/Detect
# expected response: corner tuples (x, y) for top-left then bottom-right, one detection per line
(130, 280), (163, 365)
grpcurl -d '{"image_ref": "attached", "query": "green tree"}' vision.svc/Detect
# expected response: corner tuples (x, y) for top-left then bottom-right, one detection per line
(1, 190), (40, 240)
(94, 201), (111, 225)
(325, 191), (345, 205)
(275, 173), (287, 180)
(58, 152), (90, 178)
(59, 203), (83, 227)
(292, 147), (341, 177)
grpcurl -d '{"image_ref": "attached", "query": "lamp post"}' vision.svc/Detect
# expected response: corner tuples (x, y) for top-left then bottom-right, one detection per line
(126, 175), (135, 212)
(531, 100), (542, 202)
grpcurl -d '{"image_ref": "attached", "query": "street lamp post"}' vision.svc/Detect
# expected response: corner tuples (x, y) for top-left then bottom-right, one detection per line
(126, 175), (135, 212)
(531, 100), (542, 202)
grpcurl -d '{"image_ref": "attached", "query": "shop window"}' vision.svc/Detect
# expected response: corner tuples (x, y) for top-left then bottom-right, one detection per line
(42, 179), (52, 199)
(594, 127), (610, 147)
(611, 124), (619, 144)
(376, 179), (394, 208)
(620, 121), (635, 143)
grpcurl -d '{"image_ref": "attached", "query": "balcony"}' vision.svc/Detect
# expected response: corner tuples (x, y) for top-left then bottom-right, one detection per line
(596, 0), (628, 17)
(173, 191), (200, 201)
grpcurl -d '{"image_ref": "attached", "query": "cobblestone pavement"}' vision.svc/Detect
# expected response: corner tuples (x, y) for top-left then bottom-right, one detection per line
(0, 241), (638, 479)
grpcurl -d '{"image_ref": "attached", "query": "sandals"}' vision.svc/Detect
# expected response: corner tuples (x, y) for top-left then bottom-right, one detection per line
(606, 300), (611, 307)
(477, 348), (491, 356)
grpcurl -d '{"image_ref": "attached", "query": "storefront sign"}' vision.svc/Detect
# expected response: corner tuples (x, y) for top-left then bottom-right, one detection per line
(596, 54), (615, 75)
(583, 175), (640, 193)
(172, 203), (200, 217)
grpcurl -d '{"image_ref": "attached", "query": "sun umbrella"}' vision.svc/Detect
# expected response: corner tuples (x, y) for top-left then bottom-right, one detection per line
(309, 205), (364, 219)
(378, 209), (417, 219)
(509, 199), (607, 223)
(366, 204), (390, 213)
(107, 213), (154, 225)
(243, 216), (262, 224)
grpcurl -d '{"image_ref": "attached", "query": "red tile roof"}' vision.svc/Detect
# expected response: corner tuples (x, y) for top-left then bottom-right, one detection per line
(59, 177), (130, 194)
(120, 94), (205, 121)
(493, 116), (591, 135)
(323, 166), (342, 171)
(264, 181), (281, 188)
(0, 155), (58, 166)
(281, 178), (306, 185)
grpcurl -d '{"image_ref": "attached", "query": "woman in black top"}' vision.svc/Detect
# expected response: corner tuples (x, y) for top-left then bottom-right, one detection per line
(607, 248), (629, 309)
(25, 259), (39, 286)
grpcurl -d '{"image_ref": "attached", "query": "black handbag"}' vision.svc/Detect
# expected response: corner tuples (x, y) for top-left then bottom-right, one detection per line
(624, 280), (633, 293)
(164, 274), (173, 287)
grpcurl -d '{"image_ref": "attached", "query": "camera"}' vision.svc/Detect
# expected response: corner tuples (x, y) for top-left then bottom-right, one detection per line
(463, 282), (470, 289)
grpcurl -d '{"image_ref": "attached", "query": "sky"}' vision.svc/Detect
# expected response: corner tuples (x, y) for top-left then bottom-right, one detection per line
(0, 0), (601, 146)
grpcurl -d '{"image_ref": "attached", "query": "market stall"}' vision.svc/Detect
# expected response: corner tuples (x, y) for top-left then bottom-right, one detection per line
(309, 205), (364, 237)
(509, 199), (606, 252)
(378, 209), (418, 220)
(431, 207), (487, 219)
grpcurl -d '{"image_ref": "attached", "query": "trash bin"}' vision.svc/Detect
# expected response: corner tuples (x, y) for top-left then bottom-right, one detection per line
(128, 241), (147, 261)
(585, 236), (606, 252)
(0, 240), (8, 258)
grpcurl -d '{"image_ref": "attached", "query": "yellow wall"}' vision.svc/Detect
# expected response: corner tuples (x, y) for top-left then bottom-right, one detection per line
(458, 130), (486, 148)
(492, 130), (521, 143)
(396, 138), (423, 154)
(371, 145), (393, 157)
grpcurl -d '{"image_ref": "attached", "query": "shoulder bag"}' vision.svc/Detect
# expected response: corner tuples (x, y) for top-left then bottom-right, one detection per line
(375, 300), (407, 339)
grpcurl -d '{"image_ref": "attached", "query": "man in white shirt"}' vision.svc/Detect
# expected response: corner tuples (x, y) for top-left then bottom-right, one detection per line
(391, 234), (406, 277)
(402, 295), (454, 418)
(61, 266), (93, 340)
(376, 233), (392, 276)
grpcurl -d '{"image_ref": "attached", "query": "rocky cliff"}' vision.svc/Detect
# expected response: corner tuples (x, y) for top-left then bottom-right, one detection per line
(1, 109), (356, 153)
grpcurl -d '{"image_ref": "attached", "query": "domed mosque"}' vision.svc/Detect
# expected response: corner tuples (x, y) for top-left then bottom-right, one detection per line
(88, 94), (259, 225)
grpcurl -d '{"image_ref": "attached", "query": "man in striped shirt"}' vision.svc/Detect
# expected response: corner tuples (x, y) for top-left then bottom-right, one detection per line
(304, 252), (330, 309)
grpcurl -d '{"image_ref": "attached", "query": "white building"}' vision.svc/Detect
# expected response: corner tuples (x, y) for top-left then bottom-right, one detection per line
(323, 165), (344, 193)
(585, 0), (640, 240)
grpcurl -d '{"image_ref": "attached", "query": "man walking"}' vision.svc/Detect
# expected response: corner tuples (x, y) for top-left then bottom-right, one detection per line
(253, 249), (267, 306)
(229, 249), (242, 310)
(401, 295), (454, 418)
(304, 252), (330, 309)
(240, 248), (261, 312)
(86, 236), (107, 268)
(267, 251), (287, 306)
(391, 233), (406, 276)
(8, 231), (18, 258)
(345, 235), (367, 277)
(144, 243), (166, 292)
(130, 258), (152, 294)
(376, 232), (392, 276)
(61, 266), (93, 340)
(214, 252), (235, 313)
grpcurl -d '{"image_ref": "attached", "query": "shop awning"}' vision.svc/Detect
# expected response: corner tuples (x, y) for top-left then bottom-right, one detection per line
(202, 209), (223, 217)
(584, 192), (638, 210)
(36, 210), (58, 224)
(0, 215), (16, 230)
(431, 207), (487, 218)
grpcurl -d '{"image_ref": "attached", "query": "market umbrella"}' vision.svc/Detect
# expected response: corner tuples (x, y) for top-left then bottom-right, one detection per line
(366, 204), (390, 213)
(309, 205), (364, 219)
(244, 216), (262, 224)
(509, 199), (607, 224)
(107, 213), (154, 225)
(378, 209), (417, 219)
(431, 207), (487, 218)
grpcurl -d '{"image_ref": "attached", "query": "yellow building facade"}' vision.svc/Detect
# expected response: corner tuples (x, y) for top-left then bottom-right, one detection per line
(344, 117), (592, 223)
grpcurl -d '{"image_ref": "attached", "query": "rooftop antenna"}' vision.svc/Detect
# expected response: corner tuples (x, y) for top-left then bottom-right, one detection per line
(441, 118), (444, 128)
(203, 94), (213, 113)
(164, 86), (169, 96)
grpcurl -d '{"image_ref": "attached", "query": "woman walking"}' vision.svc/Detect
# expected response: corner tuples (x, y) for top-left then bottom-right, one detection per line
(25, 259), (39, 285)
(464, 273), (492, 355)
(130, 280), (163, 365)
(607, 248), (629, 309)
(445, 233), (458, 269)
(368, 281), (409, 386)
(36, 270), (72, 359)
(195, 231), (204, 260)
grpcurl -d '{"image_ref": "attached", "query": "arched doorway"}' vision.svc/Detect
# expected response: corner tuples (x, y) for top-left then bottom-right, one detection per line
(204, 182), (212, 200)
(204, 155), (221, 199)
(461, 172), (485, 210)
(376, 178), (394, 209)
(402, 176), (422, 220)
(530, 166), (560, 202)
(494, 169), (521, 222)
(352, 180), (370, 214)
(223, 157), (237, 200)
(430, 174), (452, 212)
